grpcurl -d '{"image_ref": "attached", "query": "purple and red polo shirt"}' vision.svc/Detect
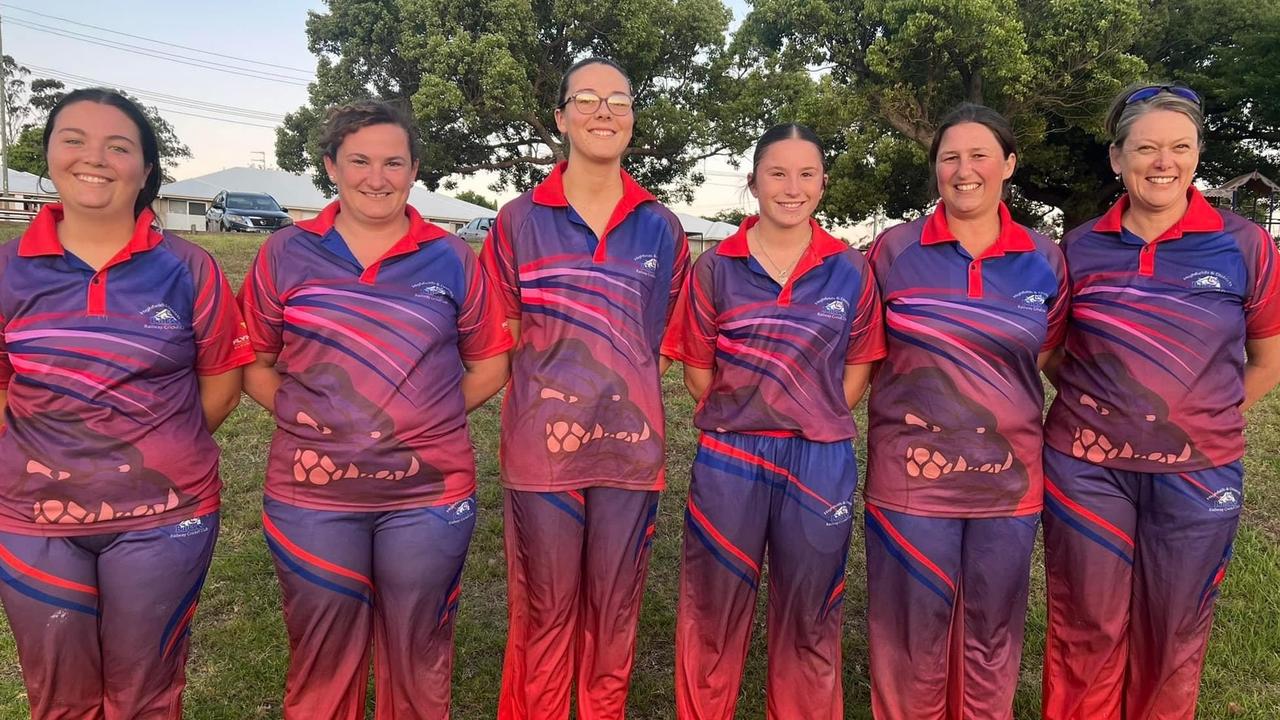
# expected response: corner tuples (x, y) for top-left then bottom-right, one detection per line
(480, 162), (689, 492)
(662, 215), (886, 441)
(866, 202), (1069, 517)
(0, 204), (253, 536)
(240, 201), (512, 511)
(1045, 188), (1280, 472)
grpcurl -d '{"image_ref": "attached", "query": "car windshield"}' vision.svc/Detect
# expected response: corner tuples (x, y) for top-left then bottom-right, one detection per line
(226, 193), (282, 211)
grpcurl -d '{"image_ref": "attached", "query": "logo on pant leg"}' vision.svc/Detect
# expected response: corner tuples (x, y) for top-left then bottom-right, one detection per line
(447, 499), (475, 524)
(1207, 487), (1241, 512)
(824, 501), (853, 526)
(169, 516), (210, 538)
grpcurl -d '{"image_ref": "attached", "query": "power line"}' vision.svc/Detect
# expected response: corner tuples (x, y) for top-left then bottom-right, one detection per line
(0, 3), (316, 75)
(15, 63), (284, 130)
(5, 19), (310, 86)
(24, 64), (287, 122)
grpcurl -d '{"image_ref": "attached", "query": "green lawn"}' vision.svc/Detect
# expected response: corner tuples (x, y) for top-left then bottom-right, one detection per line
(1, 228), (1278, 718)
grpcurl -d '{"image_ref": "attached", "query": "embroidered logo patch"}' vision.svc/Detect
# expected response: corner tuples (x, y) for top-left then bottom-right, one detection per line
(818, 296), (849, 320)
(1014, 290), (1048, 311)
(1184, 270), (1232, 289)
(413, 281), (453, 303)
(141, 303), (183, 329)
(634, 254), (659, 278)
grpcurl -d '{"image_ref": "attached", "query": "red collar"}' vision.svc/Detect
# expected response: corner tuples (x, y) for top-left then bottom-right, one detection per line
(716, 215), (848, 260)
(920, 201), (1034, 257)
(1092, 186), (1223, 240)
(18, 204), (162, 259)
(295, 200), (448, 249)
(531, 161), (656, 210)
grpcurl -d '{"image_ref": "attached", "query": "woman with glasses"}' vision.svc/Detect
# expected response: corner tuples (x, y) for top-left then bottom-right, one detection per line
(862, 103), (1068, 720)
(664, 123), (885, 719)
(1041, 83), (1280, 719)
(480, 57), (689, 720)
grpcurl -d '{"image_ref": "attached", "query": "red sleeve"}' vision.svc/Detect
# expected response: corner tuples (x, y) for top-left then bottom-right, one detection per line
(1245, 225), (1280, 340)
(0, 255), (10, 389)
(661, 256), (717, 368)
(666, 231), (691, 326)
(845, 253), (887, 364)
(457, 241), (515, 361)
(1042, 244), (1071, 351)
(479, 209), (521, 320)
(239, 242), (285, 354)
(192, 250), (254, 375)
(0, 309), (11, 390)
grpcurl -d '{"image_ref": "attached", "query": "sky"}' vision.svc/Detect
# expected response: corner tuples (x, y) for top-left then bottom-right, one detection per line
(0, 0), (759, 219)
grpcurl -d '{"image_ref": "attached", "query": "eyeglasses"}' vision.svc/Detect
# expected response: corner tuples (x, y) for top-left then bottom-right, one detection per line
(559, 91), (634, 116)
(1124, 85), (1202, 108)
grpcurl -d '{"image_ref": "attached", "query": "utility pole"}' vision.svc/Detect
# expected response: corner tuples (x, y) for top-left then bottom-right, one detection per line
(0, 12), (10, 193)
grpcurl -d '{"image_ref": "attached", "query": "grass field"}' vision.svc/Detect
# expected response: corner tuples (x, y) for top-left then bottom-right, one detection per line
(1, 226), (1278, 718)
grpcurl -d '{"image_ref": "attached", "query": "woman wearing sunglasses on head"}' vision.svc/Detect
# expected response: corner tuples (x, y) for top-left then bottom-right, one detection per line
(0, 88), (252, 719)
(663, 123), (886, 719)
(862, 103), (1069, 720)
(240, 100), (512, 719)
(480, 57), (689, 720)
(1040, 83), (1280, 719)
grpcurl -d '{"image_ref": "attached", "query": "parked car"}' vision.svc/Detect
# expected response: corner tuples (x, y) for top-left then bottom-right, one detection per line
(457, 216), (495, 242)
(206, 191), (293, 233)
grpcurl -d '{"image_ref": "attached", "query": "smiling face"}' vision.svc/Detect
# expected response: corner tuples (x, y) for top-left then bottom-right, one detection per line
(323, 122), (419, 227)
(749, 137), (825, 231)
(934, 122), (1016, 221)
(554, 62), (634, 165)
(1110, 109), (1199, 219)
(45, 101), (151, 219)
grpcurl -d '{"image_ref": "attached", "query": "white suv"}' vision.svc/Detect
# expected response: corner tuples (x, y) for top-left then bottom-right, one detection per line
(457, 216), (495, 242)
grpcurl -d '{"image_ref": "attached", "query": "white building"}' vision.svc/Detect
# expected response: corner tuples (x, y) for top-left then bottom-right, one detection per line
(156, 167), (496, 233)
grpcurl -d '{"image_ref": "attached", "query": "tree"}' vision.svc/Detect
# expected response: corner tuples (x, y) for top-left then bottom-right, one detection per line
(3, 78), (193, 182)
(735, 0), (1280, 229)
(277, 0), (805, 201)
(708, 208), (748, 226)
(454, 189), (496, 210)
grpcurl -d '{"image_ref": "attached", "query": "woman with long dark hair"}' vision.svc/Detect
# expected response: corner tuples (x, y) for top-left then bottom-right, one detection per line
(0, 88), (252, 719)
(664, 123), (885, 719)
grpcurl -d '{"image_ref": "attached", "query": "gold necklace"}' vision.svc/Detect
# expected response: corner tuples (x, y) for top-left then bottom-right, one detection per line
(751, 234), (809, 280)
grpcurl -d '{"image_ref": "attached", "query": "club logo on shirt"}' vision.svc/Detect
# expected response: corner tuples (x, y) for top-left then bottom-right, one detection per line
(634, 254), (659, 278)
(824, 501), (854, 526)
(447, 498), (475, 524)
(1013, 290), (1048, 311)
(169, 516), (210, 538)
(413, 281), (454, 304)
(1207, 487), (1241, 512)
(818, 296), (849, 320)
(141, 303), (184, 330)
(1185, 270), (1232, 289)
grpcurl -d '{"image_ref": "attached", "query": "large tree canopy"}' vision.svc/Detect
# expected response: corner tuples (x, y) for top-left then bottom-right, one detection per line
(278, 0), (805, 202)
(735, 0), (1280, 229)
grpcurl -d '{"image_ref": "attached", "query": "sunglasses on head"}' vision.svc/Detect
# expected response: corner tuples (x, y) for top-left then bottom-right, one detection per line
(1124, 85), (1202, 108)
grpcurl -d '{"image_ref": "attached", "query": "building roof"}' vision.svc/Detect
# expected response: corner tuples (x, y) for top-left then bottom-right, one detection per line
(675, 212), (738, 240)
(1, 169), (55, 195)
(1204, 171), (1280, 199)
(159, 166), (496, 222)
